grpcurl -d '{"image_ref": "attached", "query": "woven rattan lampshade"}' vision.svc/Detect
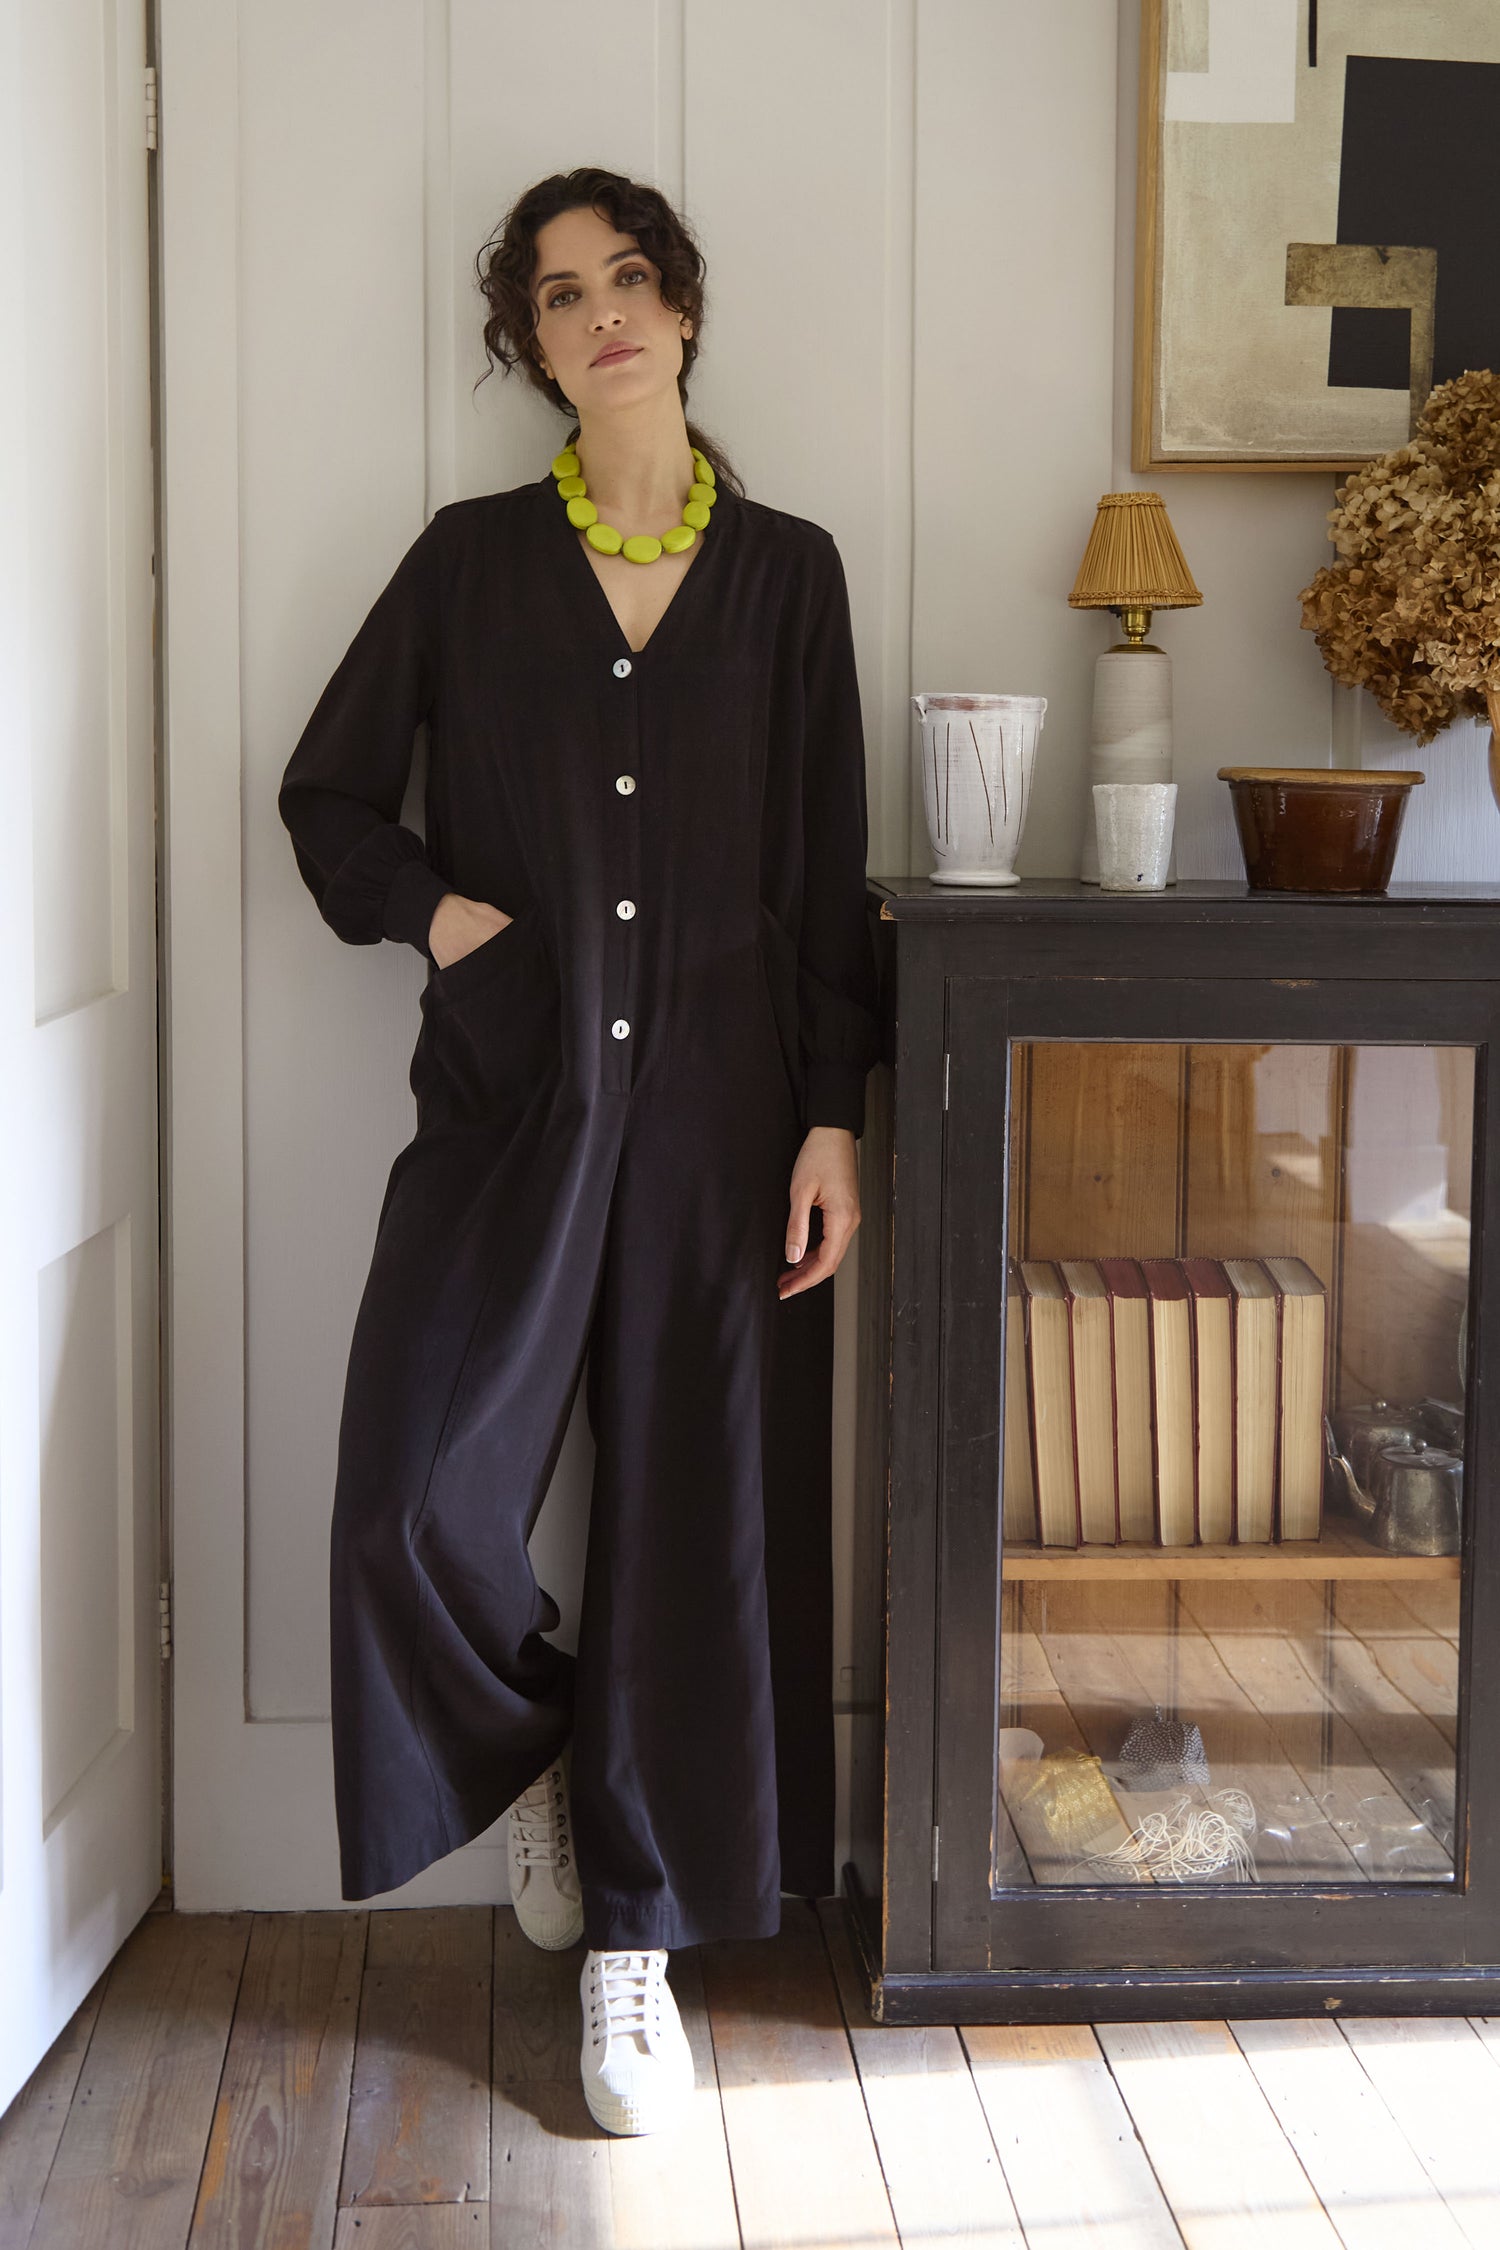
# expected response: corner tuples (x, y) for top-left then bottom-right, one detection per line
(1068, 492), (1202, 611)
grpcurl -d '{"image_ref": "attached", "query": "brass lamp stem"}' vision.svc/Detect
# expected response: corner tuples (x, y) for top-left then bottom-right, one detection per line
(1116, 603), (1153, 646)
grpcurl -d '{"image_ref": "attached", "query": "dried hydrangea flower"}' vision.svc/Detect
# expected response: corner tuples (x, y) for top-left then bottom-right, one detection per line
(1298, 368), (1500, 747)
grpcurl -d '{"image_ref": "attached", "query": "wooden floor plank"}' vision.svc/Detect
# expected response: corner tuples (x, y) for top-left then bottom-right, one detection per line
(1178, 1584), (1451, 1882)
(1383, 1581), (1461, 1647)
(700, 1897), (898, 2250)
(1336, 2017), (1500, 2244)
(1237, 1585), (1455, 1847)
(342, 1908), (491, 2208)
(492, 1908), (580, 2085)
(490, 1912), (613, 2246)
(1096, 2020), (1339, 2247)
(188, 1910), (367, 2248)
(816, 1897), (1025, 2248)
(492, 2074), (614, 2250)
(27, 1911), (252, 2250)
(489, 1912), (739, 2250)
(1329, 1585), (1458, 1749)
(334, 2205), (487, 2245)
(962, 2022), (1182, 2250)
(1230, 2017), (1468, 2249)
(0, 1967), (109, 2250)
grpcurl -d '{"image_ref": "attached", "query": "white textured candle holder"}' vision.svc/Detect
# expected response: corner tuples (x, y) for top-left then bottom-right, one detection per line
(1093, 781), (1177, 892)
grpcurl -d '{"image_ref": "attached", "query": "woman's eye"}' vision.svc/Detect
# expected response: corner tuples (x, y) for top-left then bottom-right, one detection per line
(548, 268), (648, 309)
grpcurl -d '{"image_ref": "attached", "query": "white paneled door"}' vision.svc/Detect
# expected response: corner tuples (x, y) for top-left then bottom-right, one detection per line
(0, 0), (164, 2114)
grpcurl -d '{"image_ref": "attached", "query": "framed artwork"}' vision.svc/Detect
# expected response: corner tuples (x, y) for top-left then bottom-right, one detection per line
(1133, 0), (1500, 472)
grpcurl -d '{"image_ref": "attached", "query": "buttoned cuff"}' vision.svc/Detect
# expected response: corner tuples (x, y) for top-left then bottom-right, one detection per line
(382, 858), (453, 959)
(802, 1059), (867, 1138)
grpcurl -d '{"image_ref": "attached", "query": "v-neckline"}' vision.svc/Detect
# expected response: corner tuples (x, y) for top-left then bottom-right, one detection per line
(544, 467), (728, 662)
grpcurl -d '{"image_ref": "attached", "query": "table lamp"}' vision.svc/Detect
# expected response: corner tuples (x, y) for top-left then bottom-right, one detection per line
(1068, 492), (1202, 882)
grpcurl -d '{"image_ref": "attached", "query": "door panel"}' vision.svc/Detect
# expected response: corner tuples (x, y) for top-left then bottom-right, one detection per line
(0, 0), (162, 2114)
(936, 977), (1500, 1977)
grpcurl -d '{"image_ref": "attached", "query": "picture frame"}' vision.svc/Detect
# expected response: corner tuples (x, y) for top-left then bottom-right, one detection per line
(1133, 0), (1500, 473)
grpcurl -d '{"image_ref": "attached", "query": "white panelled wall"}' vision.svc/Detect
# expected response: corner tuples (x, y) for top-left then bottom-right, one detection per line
(167, 0), (1500, 1910)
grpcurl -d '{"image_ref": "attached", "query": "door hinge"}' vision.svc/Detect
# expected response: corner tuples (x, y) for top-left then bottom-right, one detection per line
(159, 1578), (172, 1662)
(145, 65), (158, 151)
(931, 1822), (941, 1880)
(942, 1051), (950, 1110)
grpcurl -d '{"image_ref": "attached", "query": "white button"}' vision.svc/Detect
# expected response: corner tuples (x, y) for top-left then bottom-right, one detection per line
(611, 1017), (631, 1039)
(615, 774), (636, 794)
(612, 657), (633, 678)
(615, 899), (636, 919)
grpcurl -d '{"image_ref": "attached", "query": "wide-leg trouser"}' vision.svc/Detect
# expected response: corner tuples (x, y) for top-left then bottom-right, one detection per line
(327, 917), (826, 1948)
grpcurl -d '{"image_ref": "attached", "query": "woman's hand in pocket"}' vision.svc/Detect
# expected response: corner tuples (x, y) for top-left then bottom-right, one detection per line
(427, 892), (514, 971)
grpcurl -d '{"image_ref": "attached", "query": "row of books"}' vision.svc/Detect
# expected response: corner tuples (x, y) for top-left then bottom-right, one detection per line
(1003, 1255), (1327, 1547)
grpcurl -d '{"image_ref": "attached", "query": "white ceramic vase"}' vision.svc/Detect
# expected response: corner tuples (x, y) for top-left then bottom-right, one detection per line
(913, 691), (1048, 886)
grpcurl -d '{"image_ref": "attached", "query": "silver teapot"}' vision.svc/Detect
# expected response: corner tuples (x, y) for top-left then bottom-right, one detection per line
(1340, 1395), (1430, 1503)
(1330, 1400), (1426, 1498)
(1367, 1441), (1463, 1557)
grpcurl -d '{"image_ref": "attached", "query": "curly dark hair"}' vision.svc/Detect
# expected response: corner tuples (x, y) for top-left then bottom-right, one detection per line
(473, 166), (744, 497)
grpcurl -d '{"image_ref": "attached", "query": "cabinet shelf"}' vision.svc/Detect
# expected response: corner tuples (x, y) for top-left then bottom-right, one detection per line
(1001, 1523), (1459, 1581)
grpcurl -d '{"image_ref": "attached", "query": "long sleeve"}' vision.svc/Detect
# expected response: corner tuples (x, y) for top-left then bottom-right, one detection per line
(277, 510), (454, 959)
(797, 531), (880, 1137)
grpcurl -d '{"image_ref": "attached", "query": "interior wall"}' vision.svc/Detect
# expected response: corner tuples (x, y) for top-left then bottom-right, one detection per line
(239, 0), (1498, 1902)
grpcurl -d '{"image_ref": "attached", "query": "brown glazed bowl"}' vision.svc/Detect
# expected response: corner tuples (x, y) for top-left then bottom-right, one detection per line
(1218, 767), (1424, 893)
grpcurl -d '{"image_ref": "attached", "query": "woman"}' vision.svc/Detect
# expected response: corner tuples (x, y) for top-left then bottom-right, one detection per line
(277, 167), (879, 2137)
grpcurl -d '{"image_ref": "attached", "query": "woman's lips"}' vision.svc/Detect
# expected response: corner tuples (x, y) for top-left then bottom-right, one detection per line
(593, 344), (642, 366)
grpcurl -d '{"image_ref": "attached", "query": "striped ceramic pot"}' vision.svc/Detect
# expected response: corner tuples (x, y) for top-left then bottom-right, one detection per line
(913, 691), (1048, 886)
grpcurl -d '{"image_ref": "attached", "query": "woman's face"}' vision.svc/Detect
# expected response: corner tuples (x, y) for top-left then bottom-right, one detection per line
(530, 204), (691, 413)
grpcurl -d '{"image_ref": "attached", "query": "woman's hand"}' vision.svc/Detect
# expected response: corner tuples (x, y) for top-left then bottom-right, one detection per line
(778, 1126), (860, 1299)
(427, 891), (513, 970)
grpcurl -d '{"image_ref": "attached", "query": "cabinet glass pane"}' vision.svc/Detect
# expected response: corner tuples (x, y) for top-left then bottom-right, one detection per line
(994, 1041), (1472, 1891)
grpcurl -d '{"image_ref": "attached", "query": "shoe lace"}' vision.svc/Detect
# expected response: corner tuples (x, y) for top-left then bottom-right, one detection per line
(511, 1765), (571, 1869)
(587, 1950), (666, 2048)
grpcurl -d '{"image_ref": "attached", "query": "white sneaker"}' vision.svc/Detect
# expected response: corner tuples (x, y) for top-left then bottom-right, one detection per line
(579, 1947), (694, 2135)
(506, 1740), (585, 1949)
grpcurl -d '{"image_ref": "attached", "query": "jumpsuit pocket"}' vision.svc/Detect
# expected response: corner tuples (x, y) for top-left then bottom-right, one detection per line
(412, 906), (557, 1122)
(427, 910), (526, 1003)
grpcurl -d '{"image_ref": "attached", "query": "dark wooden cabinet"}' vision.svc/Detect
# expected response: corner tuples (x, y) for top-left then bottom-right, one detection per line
(843, 877), (1500, 2022)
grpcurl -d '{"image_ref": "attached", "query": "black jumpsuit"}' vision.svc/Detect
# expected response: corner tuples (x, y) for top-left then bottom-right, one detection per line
(277, 466), (879, 1950)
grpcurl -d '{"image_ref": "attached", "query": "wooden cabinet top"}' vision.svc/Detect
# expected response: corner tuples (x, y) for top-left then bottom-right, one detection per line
(867, 875), (1500, 921)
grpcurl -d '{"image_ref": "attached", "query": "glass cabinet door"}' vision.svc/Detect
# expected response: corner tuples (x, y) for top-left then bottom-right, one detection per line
(993, 1039), (1472, 1895)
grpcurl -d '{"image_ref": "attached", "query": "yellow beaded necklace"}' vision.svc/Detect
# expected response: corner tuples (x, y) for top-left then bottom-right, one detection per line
(552, 443), (717, 564)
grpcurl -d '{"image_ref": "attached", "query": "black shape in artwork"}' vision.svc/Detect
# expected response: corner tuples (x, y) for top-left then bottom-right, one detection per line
(1328, 54), (1500, 393)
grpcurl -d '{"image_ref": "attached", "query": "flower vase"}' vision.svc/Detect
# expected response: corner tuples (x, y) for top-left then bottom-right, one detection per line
(912, 692), (1048, 886)
(1487, 681), (1500, 815)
